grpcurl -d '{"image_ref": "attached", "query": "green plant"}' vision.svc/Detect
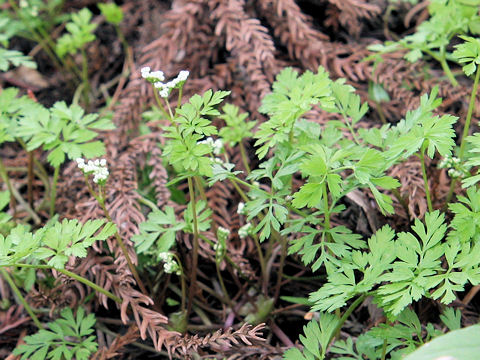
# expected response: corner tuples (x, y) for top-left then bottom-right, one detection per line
(13, 307), (98, 360)
(14, 99), (115, 215)
(56, 8), (97, 105)
(369, 0), (480, 86)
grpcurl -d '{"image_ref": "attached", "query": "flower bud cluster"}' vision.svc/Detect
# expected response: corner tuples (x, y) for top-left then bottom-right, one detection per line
(141, 67), (189, 98)
(198, 137), (223, 155)
(158, 252), (181, 275)
(238, 223), (254, 239)
(438, 155), (460, 169)
(76, 158), (109, 184)
(438, 155), (468, 179)
(216, 226), (230, 243)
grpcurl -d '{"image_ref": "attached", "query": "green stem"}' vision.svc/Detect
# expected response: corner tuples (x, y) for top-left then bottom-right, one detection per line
(169, 253), (187, 312)
(444, 66), (480, 207)
(381, 338), (388, 360)
(50, 165), (60, 217)
(27, 151), (34, 207)
(419, 147), (433, 212)
(83, 179), (148, 296)
(187, 177), (200, 318)
(0, 268), (43, 329)
(459, 65), (480, 160)
(153, 90), (170, 120)
(439, 57), (458, 87)
(97, 195), (149, 296)
(0, 157), (41, 224)
(80, 48), (90, 108)
(215, 263), (233, 307)
(57, 268), (122, 303)
(329, 294), (367, 346)
(273, 234), (288, 302)
(322, 181), (331, 234)
(239, 141), (251, 174)
(3, 264), (122, 304)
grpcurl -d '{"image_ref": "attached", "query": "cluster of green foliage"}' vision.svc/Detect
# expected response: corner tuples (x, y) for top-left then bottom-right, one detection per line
(3, 0), (480, 358)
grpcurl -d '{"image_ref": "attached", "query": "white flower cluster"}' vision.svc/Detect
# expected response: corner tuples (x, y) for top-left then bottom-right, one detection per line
(198, 137), (223, 155)
(76, 158), (109, 184)
(238, 223), (253, 239)
(216, 226), (230, 243)
(158, 252), (181, 275)
(140, 67), (165, 82)
(438, 155), (465, 178)
(141, 67), (189, 99)
(438, 155), (460, 169)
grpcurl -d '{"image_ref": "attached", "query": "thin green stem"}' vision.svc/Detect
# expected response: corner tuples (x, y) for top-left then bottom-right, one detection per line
(83, 179), (148, 296)
(153, 90), (170, 120)
(239, 141), (251, 174)
(381, 338), (388, 360)
(439, 57), (458, 87)
(444, 66), (480, 207)
(375, 101), (387, 124)
(215, 263), (233, 307)
(57, 268), (122, 303)
(424, 48), (458, 87)
(273, 234), (288, 302)
(459, 65), (480, 160)
(1, 268), (43, 329)
(176, 86), (183, 113)
(419, 147), (433, 212)
(0, 157), (41, 224)
(170, 253), (187, 312)
(50, 165), (60, 217)
(80, 48), (90, 108)
(329, 294), (367, 346)
(3, 264), (122, 304)
(97, 195), (149, 296)
(137, 194), (160, 212)
(322, 182), (331, 234)
(187, 177), (200, 318)
(27, 151), (34, 207)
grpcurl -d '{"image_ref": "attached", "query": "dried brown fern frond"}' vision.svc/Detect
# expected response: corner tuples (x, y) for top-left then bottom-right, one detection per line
(257, 0), (329, 70)
(325, 0), (382, 37)
(167, 323), (266, 358)
(92, 325), (139, 360)
(389, 155), (428, 219)
(210, 0), (278, 113)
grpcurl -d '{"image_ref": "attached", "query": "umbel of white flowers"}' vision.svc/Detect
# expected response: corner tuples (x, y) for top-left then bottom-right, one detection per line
(76, 158), (109, 184)
(158, 252), (181, 275)
(141, 67), (189, 98)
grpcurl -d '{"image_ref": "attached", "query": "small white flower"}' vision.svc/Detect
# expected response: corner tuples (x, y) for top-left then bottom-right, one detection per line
(212, 138), (223, 155)
(159, 88), (170, 98)
(154, 81), (165, 89)
(141, 66), (150, 78)
(76, 158), (109, 184)
(237, 202), (245, 215)
(150, 70), (165, 81)
(239, 223), (253, 239)
(30, 5), (38, 16)
(177, 70), (189, 82)
(20, 0), (28, 7)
